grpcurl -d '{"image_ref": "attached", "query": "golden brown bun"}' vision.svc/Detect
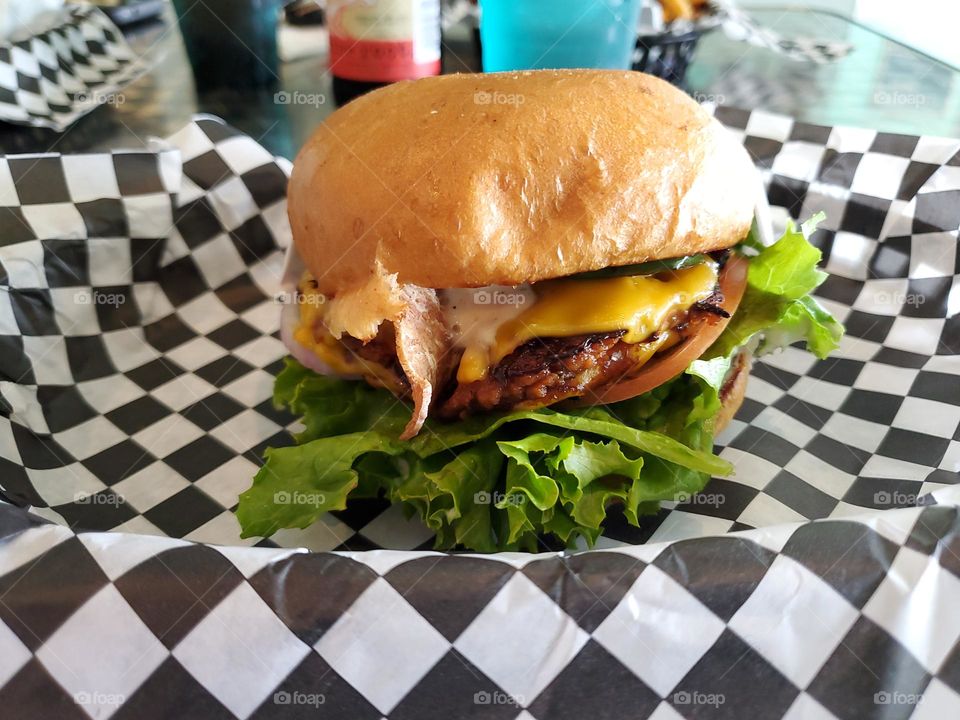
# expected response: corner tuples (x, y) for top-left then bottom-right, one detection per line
(289, 70), (758, 298)
(715, 352), (751, 434)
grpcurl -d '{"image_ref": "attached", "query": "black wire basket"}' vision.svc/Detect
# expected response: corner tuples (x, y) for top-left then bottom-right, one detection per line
(633, 26), (712, 87)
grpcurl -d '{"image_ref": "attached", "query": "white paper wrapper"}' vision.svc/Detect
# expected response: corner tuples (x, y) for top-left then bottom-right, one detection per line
(0, 0), (64, 42)
(0, 4), (151, 130)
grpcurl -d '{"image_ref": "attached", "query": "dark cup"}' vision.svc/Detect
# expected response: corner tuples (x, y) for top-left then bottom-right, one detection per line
(171, 0), (281, 90)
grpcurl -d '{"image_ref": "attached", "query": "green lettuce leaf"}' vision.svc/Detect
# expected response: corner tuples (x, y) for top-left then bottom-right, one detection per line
(421, 442), (504, 552)
(708, 213), (844, 359)
(236, 432), (405, 538)
(238, 359), (724, 550)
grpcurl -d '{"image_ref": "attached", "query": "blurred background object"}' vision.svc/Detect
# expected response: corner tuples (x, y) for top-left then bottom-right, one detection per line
(0, 3), (150, 131)
(633, 0), (716, 85)
(284, 0), (324, 26)
(480, 0), (642, 72)
(278, 0), (328, 63)
(92, 0), (165, 28)
(0, 0), (63, 41)
(327, 0), (441, 104)
(170, 0), (282, 90)
(634, 25), (705, 86)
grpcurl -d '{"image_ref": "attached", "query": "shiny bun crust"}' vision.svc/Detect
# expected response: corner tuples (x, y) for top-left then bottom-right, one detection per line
(289, 69), (758, 297)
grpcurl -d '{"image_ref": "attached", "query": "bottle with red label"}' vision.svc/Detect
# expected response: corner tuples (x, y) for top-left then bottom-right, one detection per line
(328, 0), (442, 105)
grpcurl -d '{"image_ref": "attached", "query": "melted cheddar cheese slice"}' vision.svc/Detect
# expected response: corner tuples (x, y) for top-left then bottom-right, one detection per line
(456, 262), (718, 383)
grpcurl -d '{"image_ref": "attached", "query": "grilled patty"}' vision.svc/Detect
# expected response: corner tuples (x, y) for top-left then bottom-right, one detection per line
(437, 331), (654, 419)
(334, 288), (725, 418)
(436, 299), (727, 418)
(340, 325), (409, 389)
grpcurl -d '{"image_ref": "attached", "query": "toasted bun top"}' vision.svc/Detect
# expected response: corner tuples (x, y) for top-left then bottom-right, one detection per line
(289, 70), (758, 298)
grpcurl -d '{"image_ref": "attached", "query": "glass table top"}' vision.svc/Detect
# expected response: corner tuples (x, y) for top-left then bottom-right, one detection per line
(686, 7), (960, 137)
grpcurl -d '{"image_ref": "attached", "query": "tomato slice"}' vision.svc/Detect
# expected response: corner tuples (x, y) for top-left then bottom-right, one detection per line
(576, 254), (749, 406)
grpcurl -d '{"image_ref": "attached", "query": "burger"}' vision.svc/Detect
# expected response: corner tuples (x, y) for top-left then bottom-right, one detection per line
(238, 70), (843, 551)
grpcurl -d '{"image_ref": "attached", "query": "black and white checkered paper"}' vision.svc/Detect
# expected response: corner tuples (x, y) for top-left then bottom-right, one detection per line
(0, 4), (148, 131)
(1, 110), (959, 718)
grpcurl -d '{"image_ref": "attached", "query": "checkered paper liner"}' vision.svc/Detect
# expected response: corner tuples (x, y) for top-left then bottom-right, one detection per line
(0, 4), (149, 131)
(2, 494), (960, 718)
(0, 109), (958, 717)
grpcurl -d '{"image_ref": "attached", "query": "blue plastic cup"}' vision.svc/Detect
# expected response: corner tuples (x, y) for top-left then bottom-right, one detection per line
(480, 0), (642, 72)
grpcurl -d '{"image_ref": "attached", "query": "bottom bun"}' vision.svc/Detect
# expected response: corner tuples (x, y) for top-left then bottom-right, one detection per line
(715, 351), (752, 434)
